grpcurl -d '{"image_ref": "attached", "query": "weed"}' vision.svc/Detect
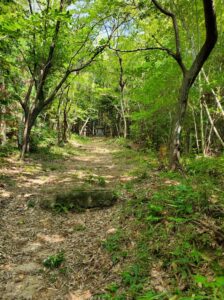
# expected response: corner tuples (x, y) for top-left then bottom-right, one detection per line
(73, 224), (86, 231)
(59, 266), (69, 275)
(98, 176), (106, 187)
(123, 181), (134, 191)
(49, 273), (57, 283)
(192, 275), (224, 299)
(83, 174), (93, 185)
(102, 153), (224, 299)
(102, 230), (127, 263)
(0, 144), (19, 158)
(112, 137), (129, 147)
(106, 283), (119, 293)
(102, 231), (123, 253)
(95, 294), (126, 300)
(85, 175), (107, 187)
(0, 174), (15, 187)
(54, 203), (71, 213)
(43, 252), (65, 269)
(27, 199), (36, 208)
(71, 134), (90, 143)
(122, 266), (141, 286)
(137, 291), (167, 299)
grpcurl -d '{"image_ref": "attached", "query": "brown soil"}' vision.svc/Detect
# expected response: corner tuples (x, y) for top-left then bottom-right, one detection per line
(0, 138), (134, 300)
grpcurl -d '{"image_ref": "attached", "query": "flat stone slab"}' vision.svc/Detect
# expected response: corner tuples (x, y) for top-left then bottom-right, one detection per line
(41, 189), (117, 210)
(57, 189), (117, 208)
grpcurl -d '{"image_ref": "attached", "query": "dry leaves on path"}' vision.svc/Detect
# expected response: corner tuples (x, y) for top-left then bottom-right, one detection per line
(67, 290), (92, 300)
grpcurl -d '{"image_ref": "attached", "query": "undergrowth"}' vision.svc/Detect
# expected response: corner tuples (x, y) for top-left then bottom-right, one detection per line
(100, 151), (224, 299)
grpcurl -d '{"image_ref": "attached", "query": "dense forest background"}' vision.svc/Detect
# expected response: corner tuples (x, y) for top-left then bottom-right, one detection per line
(0, 0), (223, 165)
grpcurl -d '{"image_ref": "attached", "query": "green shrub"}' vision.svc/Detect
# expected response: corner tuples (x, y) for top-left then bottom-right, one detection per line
(187, 156), (224, 180)
(43, 252), (65, 269)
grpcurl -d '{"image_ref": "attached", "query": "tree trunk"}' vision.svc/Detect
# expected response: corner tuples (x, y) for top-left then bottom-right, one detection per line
(169, 0), (218, 170)
(57, 114), (62, 146)
(116, 52), (128, 138)
(79, 117), (89, 136)
(170, 76), (191, 170)
(20, 114), (33, 159)
(62, 108), (68, 143)
(200, 99), (205, 155)
(115, 122), (120, 137)
(0, 107), (7, 145)
(203, 99), (224, 147)
(120, 90), (127, 138)
(202, 68), (224, 118)
(205, 125), (213, 155)
(20, 106), (40, 159)
(56, 99), (62, 145)
(190, 105), (200, 153)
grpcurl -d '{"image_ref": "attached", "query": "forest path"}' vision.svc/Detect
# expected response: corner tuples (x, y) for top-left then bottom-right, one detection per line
(0, 138), (135, 300)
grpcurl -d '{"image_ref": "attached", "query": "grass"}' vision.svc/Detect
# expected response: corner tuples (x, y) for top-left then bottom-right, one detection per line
(102, 229), (128, 264)
(100, 150), (224, 299)
(29, 142), (82, 162)
(0, 173), (16, 187)
(85, 174), (107, 187)
(0, 143), (19, 158)
(70, 133), (91, 143)
(1, 134), (224, 299)
(43, 252), (65, 269)
(27, 199), (36, 208)
(73, 224), (86, 231)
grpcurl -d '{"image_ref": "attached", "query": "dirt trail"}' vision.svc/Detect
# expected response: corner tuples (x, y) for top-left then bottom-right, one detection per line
(0, 138), (133, 300)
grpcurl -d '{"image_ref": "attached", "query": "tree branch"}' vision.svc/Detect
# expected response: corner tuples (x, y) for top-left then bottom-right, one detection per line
(152, 0), (180, 56)
(42, 18), (127, 109)
(27, 0), (33, 14)
(36, 0), (64, 102)
(151, 0), (186, 74)
(188, 0), (218, 86)
(109, 44), (173, 55)
(67, 15), (113, 69)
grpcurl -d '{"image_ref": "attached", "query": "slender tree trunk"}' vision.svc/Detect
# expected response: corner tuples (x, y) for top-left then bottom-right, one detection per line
(202, 68), (224, 118)
(62, 108), (68, 143)
(115, 122), (120, 137)
(0, 107), (7, 145)
(120, 90), (127, 138)
(20, 114), (33, 159)
(205, 125), (213, 155)
(199, 99), (205, 155)
(18, 118), (24, 149)
(79, 117), (89, 136)
(20, 104), (41, 159)
(56, 100), (62, 146)
(116, 52), (128, 138)
(203, 99), (224, 147)
(198, 73), (206, 155)
(190, 105), (200, 153)
(62, 96), (71, 143)
(170, 76), (191, 170)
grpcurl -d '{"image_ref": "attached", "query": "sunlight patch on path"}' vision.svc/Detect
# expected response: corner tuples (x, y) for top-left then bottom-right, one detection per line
(37, 233), (65, 243)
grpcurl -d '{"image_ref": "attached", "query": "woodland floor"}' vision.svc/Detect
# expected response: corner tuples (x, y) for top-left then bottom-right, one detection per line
(1, 138), (224, 300)
(0, 138), (140, 300)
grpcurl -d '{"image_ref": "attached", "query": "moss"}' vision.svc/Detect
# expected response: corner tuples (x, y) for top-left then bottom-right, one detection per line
(41, 189), (117, 212)
(55, 189), (117, 209)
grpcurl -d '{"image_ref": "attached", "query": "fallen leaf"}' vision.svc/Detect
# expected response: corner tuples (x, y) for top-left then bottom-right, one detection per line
(67, 290), (92, 300)
(106, 228), (117, 235)
(37, 233), (65, 243)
